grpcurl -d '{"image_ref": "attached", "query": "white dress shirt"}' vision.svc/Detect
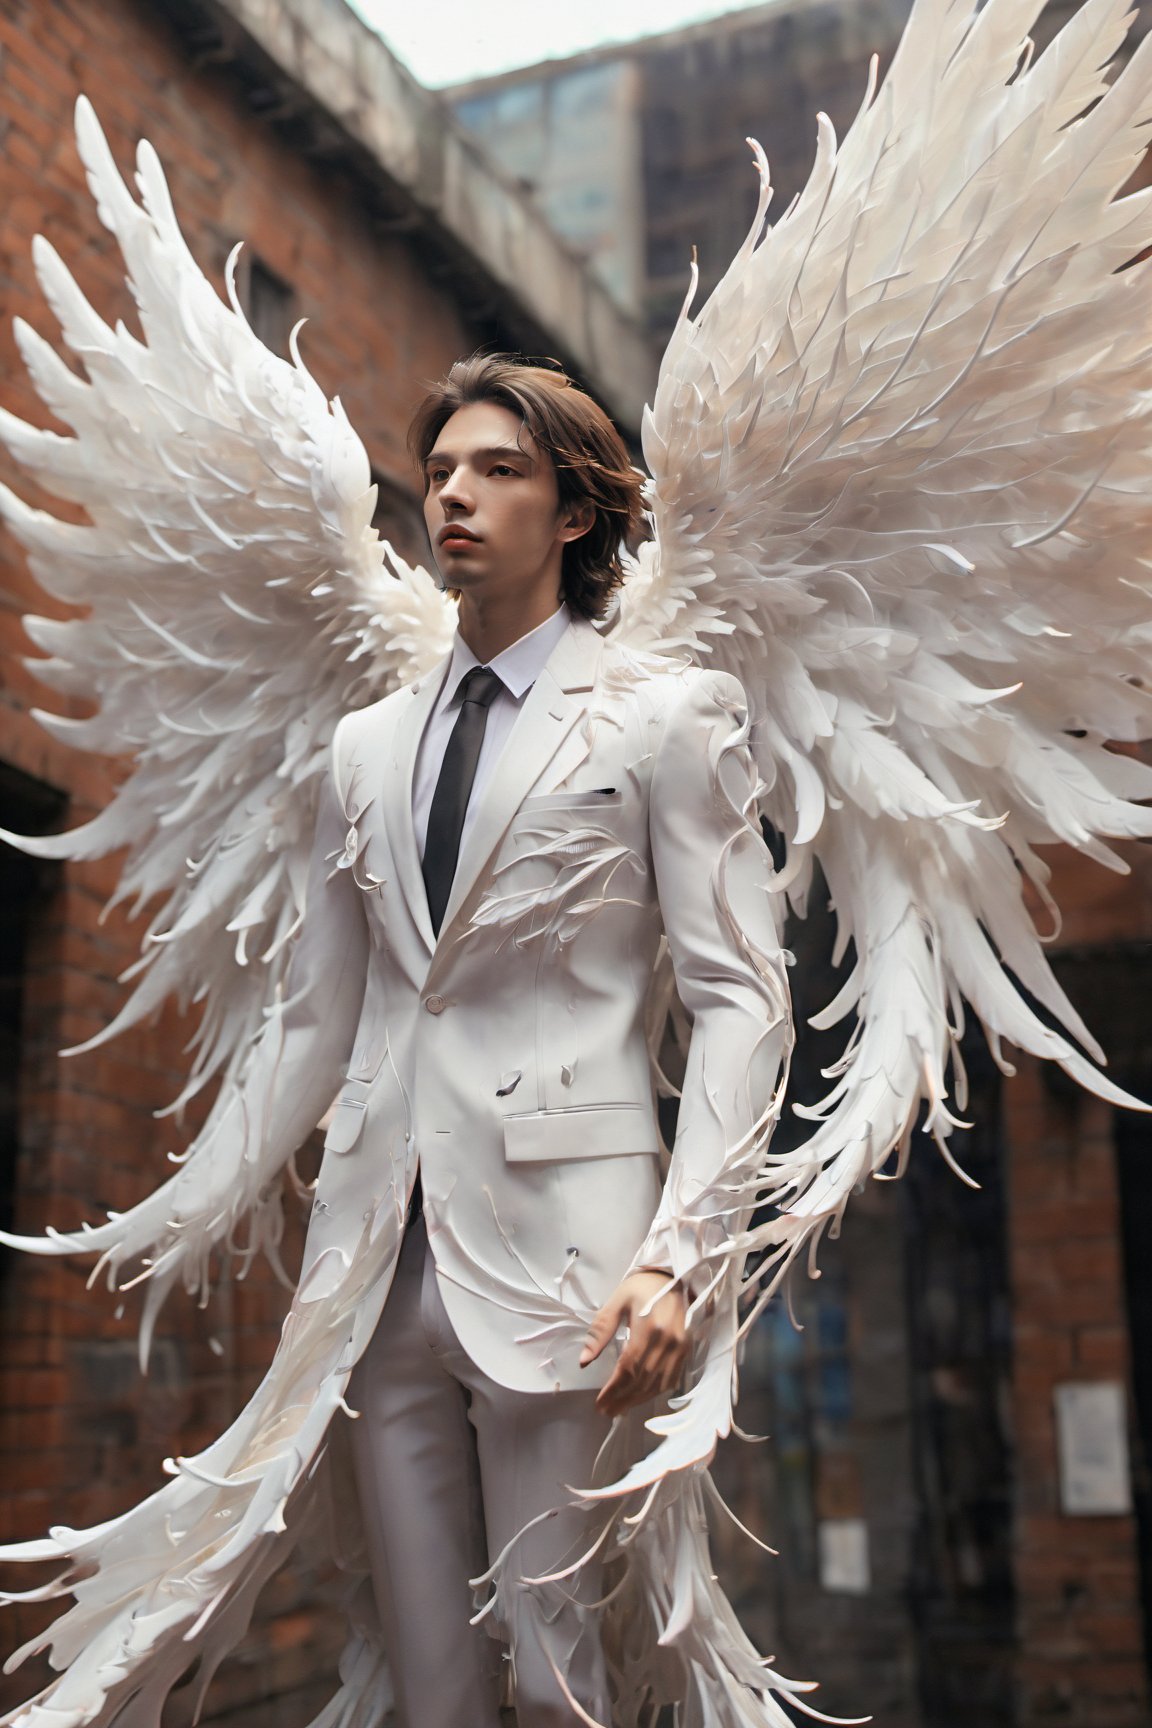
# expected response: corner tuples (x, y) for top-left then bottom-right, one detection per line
(412, 604), (572, 861)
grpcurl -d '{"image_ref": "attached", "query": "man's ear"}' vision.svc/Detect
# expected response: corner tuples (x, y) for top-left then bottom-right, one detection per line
(558, 501), (595, 544)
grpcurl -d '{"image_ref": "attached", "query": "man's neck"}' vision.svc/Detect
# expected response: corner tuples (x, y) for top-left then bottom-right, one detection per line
(456, 590), (565, 664)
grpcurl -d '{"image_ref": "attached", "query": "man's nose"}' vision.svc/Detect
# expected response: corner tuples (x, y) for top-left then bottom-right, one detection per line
(438, 466), (474, 511)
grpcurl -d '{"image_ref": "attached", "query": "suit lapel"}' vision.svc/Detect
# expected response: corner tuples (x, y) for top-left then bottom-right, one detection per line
(434, 618), (604, 949)
(378, 660), (447, 956)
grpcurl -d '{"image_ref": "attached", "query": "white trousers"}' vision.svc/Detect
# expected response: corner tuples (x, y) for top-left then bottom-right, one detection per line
(347, 1215), (612, 1728)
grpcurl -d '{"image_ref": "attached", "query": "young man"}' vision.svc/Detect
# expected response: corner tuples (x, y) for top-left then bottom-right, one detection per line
(292, 354), (789, 1726)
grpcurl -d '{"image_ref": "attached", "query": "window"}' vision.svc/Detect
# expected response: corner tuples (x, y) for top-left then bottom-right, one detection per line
(371, 470), (432, 569)
(233, 252), (296, 359)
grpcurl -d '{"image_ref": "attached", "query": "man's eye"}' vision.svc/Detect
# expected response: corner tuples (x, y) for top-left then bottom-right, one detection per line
(491, 464), (518, 477)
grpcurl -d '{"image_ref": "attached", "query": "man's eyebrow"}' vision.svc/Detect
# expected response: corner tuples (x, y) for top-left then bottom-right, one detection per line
(423, 444), (535, 469)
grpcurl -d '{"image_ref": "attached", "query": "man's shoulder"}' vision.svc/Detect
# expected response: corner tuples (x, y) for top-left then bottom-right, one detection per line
(597, 635), (747, 717)
(334, 662), (443, 749)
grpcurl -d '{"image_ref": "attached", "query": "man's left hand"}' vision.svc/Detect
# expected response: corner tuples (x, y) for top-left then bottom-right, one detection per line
(580, 1270), (688, 1416)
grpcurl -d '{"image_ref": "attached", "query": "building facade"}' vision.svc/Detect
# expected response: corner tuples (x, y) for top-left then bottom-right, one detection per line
(0, 2), (650, 1722)
(451, 0), (921, 338)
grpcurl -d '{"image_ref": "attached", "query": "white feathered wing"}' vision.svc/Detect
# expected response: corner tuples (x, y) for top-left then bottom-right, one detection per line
(0, 97), (453, 1342)
(625, 0), (1152, 1263)
(610, 0), (1152, 1489)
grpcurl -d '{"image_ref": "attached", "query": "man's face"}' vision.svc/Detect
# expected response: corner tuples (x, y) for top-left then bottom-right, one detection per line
(422, 401), (585, 605)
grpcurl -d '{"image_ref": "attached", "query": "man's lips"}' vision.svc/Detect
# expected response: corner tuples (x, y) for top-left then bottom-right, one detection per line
(438, 526), (481, 547)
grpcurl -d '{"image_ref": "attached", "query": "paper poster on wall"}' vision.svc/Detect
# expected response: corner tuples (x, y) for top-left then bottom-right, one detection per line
(818, 1518), (871, 1594)
(1054, 1382), (1132, 1516)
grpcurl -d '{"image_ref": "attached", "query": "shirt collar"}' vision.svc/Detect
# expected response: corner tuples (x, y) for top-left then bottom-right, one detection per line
(445, 604), (571, 704)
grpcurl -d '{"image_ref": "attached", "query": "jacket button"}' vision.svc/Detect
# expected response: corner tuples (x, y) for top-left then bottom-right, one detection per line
(424, 994), (446, 1015)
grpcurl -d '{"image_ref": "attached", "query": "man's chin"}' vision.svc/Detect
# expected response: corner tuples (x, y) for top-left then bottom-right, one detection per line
(427, 556), (467, 604)
(435, 559), (482, 592)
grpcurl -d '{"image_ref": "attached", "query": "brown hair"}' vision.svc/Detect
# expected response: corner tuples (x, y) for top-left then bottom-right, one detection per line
(407, 353), (644, 620)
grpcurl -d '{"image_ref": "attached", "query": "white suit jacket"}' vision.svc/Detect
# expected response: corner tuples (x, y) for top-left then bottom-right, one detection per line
(273, 614), (788, 1394)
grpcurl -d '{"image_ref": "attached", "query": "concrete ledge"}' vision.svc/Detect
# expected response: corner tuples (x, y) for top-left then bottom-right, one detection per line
(209, 0), (657, 428)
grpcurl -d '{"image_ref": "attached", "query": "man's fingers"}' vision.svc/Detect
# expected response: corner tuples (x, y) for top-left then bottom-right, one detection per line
(597, 1332), (687, 1413)
(595, 1355), (638, 1411)
(597, 1367), (649, 1415)
(609, 1335), (644, 1384)
(636, 1325), (683, 1374)
(580, 1299), (623, 1367)
(659, 1355), (685, 1394)
(600, 1360), (673, 1415)
(643, 1338), (688, 1401)
(581, 1276), (689, 1408)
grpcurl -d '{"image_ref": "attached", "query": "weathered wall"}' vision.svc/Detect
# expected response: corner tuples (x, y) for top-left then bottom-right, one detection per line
(213, 0), (655, 425)
(454, 58), (646, 314)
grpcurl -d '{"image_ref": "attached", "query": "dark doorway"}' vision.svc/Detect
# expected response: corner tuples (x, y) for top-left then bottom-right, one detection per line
(1055, 942), (1152, 1691)
(902, 1032), (1016, 1725)
(1115, 1105), (1152, 1682)
(0, 761), (66, 1253)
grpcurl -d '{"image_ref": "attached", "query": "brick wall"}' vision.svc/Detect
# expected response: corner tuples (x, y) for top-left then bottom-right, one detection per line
(0, 0), (504, 1718)
(1004, 833), (1152, 1726)
(1005, 1071), (1150, 1727)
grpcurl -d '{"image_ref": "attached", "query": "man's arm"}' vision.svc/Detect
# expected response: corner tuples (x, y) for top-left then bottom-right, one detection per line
(638, 667), (791, 1277)
(581, 669), (792, 1413)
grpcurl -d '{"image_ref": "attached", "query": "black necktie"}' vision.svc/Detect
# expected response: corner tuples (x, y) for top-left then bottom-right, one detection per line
(421, 664), (504, 935)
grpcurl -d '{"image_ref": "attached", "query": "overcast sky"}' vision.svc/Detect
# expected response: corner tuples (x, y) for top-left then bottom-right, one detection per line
(345, 0), (768, 88)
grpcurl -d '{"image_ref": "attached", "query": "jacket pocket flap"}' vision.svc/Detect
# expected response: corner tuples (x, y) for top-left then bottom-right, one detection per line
(503, 1104), (656, 1162)
(324, 1098), (367, 1156)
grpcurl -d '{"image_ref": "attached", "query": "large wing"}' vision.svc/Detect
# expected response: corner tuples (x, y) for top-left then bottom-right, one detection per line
(620, 0), (1152, 1283)
(0, 99), (452, 1299)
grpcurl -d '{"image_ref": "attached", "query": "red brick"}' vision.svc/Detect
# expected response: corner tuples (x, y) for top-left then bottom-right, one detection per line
(1076, 1324), (1130, 1372)
(1007, 1046), (1150, 1723)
